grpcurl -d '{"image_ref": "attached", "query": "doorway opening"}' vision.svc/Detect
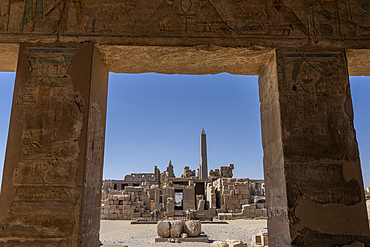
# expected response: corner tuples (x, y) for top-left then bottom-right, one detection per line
(174, 190), (183, 210)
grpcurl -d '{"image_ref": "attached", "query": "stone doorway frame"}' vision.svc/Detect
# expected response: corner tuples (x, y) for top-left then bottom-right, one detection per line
(0, 43), (369, 247)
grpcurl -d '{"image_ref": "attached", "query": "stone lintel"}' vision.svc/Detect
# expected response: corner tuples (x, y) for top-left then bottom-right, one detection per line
(1, 44), (369, 77)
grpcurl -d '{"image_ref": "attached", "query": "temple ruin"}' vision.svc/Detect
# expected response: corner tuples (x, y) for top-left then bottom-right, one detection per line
(0, 0), (370, 246)
(101, 130), (266, 221)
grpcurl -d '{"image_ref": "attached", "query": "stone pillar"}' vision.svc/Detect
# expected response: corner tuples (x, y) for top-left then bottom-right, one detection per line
(154, 187), (161, 210)
(167, 197), (175, 217)
(0, 43), (108, 246)
(255, 183), (261, 196)
(259, 50), (370, 246)
(183, 187), (195, 210)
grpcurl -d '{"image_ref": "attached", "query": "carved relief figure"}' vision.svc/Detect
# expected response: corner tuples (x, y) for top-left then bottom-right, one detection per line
(306, 0), (338, 38)
(21, 0), (43, 31)
(231, 1), (271, 35)
(98, 0), (140, 32)
(199, 0), (232, 34)
(280, 51), (356, 161)
(15, 47), (84, 188)
(273, 0), (309, 36)
(350, 0), (370, 37)
(139, 0), (175, 32)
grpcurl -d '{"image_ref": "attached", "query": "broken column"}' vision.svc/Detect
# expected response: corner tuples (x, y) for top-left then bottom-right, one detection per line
(0, 43), (108, 246)
(259, 50), (370, 246)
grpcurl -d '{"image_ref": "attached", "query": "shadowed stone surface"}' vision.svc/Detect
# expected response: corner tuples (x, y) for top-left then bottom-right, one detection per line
(259, 50), (370, 247)
(0, 43), (108, 246)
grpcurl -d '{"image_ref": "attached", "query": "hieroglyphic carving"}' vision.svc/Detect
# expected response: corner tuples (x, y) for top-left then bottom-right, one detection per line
(277, 50), (358, 161)
(14, 186), (75, 201)
(0, 46), (84, 241)
(140, 0), (175, 32)
(13, 46), (84, 202)
(285, 163), (362, 206)
(0, 0), (369, 43)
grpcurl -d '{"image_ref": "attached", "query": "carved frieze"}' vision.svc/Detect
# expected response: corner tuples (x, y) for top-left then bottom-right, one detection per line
(0, 0), (369, 46)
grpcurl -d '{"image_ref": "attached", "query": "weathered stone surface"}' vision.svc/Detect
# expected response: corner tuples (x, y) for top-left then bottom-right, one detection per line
(343, 241), (365, 247)
(226, 239), (244, 247)
(170, 220), (184, 238)
(211, 241), (229, 247)
(0, 43), (18, 72)
(1, 1), (370, 51)
(259, 50), (370, 246)
(157, 221), (171, 238)
(181, 233), (188, 239)
(184, 220), (201, 237)
(197, 199), (205, 210)
(0, 43), (108, 246)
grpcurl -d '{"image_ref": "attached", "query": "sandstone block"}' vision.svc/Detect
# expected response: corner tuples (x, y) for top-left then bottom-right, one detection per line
(197, 199), (205, 210)
(226, 239), (244, 247)
(181, 233), (188, 238)
(157, 221), (170, 238)
(211, 241), (229, 247)
(184, 220), (201, 237)
(256, 209), (263, 217)
(343, 241), (365, 247)
(170, 220), (184, 238)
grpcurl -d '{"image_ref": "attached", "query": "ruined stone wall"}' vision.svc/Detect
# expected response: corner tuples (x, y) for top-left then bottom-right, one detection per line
(213, 178), (251, 211)
(101, 193), (149, 220)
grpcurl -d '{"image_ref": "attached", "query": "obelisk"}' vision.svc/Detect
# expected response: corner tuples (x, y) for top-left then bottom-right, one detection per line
(200, 128), (208, 180)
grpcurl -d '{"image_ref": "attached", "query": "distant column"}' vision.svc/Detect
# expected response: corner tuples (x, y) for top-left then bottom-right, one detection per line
(200, 128), (208, 180)
(154, 187), (161, 211)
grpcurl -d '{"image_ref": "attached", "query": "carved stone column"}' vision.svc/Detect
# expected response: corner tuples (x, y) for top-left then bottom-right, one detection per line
(0, 43), (108, 246)
(259, 50), (370, 246)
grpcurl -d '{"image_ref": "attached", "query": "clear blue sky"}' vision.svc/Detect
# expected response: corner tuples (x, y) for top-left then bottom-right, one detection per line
(0, 72), (369, 189)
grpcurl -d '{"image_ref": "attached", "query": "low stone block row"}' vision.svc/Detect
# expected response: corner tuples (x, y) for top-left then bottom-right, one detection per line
(157, 220), (201, 238)
(242, 204), (267, 218)
(211, 239), (246, 247)
(101, 193), (148, 220)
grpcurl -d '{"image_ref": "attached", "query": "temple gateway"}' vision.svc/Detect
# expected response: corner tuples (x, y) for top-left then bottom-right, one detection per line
(0, 0), (369, 246)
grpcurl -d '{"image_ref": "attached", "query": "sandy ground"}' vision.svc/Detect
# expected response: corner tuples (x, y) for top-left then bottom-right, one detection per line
(100, 203), (370, 247)
(100, 219), (267, 247)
